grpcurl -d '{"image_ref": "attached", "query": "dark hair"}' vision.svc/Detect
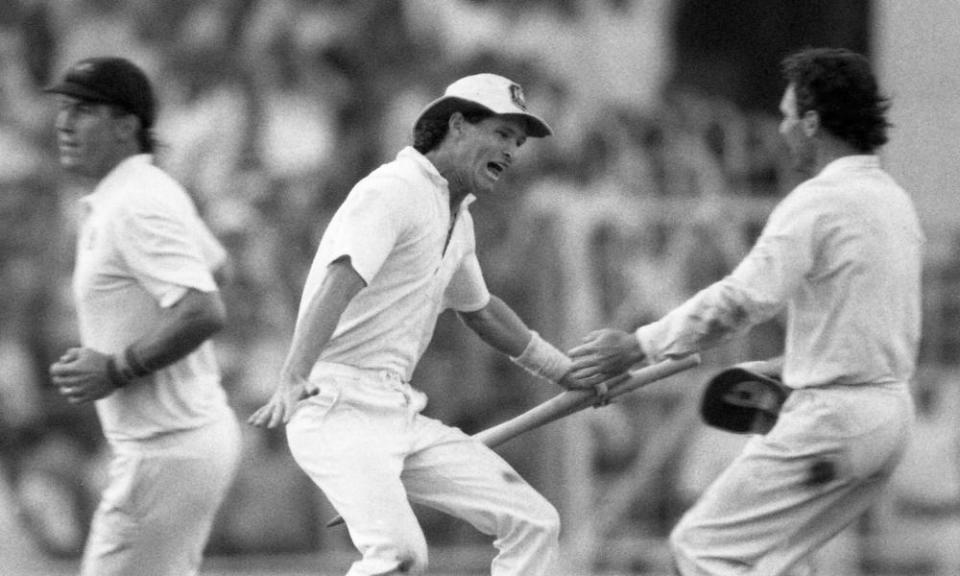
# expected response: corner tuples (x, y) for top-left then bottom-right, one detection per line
(108, 104), (156, 153)
(413, 109), (494, 154)
(781, 47), (891, 152)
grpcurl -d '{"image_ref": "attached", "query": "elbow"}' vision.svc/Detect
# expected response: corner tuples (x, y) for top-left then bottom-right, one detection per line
(457, 309), (488, 334)
(184, 293), (227, 340)
(212, 259), (236, 288)
(202, 298), (227, 337)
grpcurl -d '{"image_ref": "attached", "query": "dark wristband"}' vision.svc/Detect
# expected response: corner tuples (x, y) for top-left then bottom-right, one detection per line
(106, 356), (130, 389)
(124, 346), (153, 378)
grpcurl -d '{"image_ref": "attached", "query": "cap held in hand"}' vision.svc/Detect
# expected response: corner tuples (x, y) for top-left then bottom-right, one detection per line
(700, 365), (790, 435)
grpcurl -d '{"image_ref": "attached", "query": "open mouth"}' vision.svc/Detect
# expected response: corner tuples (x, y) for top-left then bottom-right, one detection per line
(486, 161), (506, 179)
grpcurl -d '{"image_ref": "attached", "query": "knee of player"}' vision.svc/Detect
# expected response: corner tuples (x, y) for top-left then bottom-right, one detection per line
(668, 520), (696, 567)
(515, 497), (561, 541)
(384, 544), (428, 574)
(402, 538), (430, 574)
(540, 502), (561, 538)
(366, 531), (429, 574)
(396, 551), (428, 574)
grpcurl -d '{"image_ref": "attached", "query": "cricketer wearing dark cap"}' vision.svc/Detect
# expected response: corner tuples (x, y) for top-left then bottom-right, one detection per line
(46, 55), (241, 576)
(46, 57), (156, 142)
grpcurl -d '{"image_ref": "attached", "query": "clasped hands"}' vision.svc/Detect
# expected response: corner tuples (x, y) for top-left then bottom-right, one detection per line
(562, 328), (646, 405)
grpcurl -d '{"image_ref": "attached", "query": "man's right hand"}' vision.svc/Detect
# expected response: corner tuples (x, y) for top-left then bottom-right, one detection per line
(247, 374), (313, 428)
(567, 329), (646, 388)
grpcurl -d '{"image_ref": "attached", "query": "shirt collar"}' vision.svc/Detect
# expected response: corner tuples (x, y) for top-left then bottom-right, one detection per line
(397, 146), (476, 209)
(818, 155), (880, 178)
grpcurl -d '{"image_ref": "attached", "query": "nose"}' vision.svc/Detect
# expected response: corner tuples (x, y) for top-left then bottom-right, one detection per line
(56, 108), (76, 132)
(504, 142), (520, 163)
(778, 118), (790, 137)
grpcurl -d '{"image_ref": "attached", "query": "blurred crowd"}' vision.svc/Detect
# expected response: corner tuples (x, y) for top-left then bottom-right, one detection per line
(2, 0), (957, 572)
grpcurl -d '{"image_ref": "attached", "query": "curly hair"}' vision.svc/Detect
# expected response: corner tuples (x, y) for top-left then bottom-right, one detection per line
(413, 109), (493, 154)
(781, 47), (891, 152)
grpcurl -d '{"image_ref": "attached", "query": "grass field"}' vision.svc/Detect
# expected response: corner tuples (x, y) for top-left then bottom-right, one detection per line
(2, 549), (680, 576)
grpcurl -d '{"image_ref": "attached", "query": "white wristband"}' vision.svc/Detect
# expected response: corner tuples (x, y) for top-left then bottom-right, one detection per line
(511, 331), (572, 383)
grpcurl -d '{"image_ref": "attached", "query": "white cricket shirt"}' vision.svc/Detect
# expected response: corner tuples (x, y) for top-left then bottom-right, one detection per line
(637, 155), (924, 388)
(74, 154), (231, 441)
(299, 146), (491, 382)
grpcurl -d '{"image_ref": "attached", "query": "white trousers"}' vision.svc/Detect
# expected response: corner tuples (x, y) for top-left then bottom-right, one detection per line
(671, 382), (914, 576)
(286, 362), (560, 576)
(81, 411), (242, 576)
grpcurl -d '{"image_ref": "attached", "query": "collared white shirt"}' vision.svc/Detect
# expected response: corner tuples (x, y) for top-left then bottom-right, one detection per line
(74, 154), (230, 441)
(300, 146), (491, 381)
(637, 155), (924, 388)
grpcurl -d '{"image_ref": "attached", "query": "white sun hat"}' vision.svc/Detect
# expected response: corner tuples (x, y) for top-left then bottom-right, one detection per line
(414, 73), (553, 137)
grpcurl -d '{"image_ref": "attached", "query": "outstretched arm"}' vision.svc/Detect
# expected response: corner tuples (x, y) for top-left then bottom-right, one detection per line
(458, 295), (575, 389)
(457, 295), (531, 357)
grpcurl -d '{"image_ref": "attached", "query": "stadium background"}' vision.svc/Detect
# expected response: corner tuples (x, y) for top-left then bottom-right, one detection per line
(1, 1), (958, 574)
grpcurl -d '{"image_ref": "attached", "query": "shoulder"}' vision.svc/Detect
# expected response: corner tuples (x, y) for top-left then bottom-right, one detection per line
(345, 158), (431, 215)
(115, 161), (198, 220)
(776, 162), (859, 215)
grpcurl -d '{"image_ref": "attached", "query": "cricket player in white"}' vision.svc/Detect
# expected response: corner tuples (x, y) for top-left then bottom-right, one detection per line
(47, 57), (241, 576)
(249, 74), (572, 576)
(568, 48), (922, 575)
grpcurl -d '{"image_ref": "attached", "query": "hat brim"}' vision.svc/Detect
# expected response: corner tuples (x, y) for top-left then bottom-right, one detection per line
(415, 96), (552, 138)
(43, 81), (113, 105)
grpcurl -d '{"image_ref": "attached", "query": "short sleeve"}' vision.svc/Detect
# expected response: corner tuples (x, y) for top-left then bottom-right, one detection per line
(116, 191), (218, 307)
(320, 178), (409, 284)
(195, 216), (228, 271)
(443, 253), (491, 312)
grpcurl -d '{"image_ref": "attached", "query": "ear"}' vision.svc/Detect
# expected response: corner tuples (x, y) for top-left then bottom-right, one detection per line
(113, 113), (141, 144)
(801, 110), (819, 138)
(447, 111), (466, 136)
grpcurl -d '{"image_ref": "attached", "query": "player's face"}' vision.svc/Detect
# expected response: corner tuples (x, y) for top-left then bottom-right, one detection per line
(456, 115), (527, 196)
(54, 95), (130, 179)
(778, 84), (816, 174)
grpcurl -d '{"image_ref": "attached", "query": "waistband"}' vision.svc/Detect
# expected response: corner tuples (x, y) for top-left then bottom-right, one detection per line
(109, 408), (239, 452)
(307, 361), (428, 413)
(790, 379), (911, 396)
(310, 361), (405, 384)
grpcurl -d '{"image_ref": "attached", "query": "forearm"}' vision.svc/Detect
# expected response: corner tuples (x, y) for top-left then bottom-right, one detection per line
(637, 279), (777, 361)
(124, 289), (225, 375)
(457, 295), (531, 356)
(281, 304), (345, 380)
(460, 296), (570, 384)
(281, 258), (365, 379)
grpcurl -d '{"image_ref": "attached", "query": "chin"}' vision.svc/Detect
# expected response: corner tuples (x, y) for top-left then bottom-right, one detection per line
(478, 183), (499, 197)
(58, 156), (81, 171)
(59, 158), (97, 178)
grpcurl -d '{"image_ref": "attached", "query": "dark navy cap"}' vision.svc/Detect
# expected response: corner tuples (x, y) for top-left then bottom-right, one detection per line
(45, 57), (156, 128)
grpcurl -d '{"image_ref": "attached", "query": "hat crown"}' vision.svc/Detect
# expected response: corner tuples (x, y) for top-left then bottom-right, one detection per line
(49, 57), (156, 127)
(444, 73), (528, 113)
(413, 72), (552, 138)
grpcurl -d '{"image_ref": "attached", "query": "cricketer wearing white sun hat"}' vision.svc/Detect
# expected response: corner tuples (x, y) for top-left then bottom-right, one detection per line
(249, 68), (570, 575)
(414, 73), (553, 138)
